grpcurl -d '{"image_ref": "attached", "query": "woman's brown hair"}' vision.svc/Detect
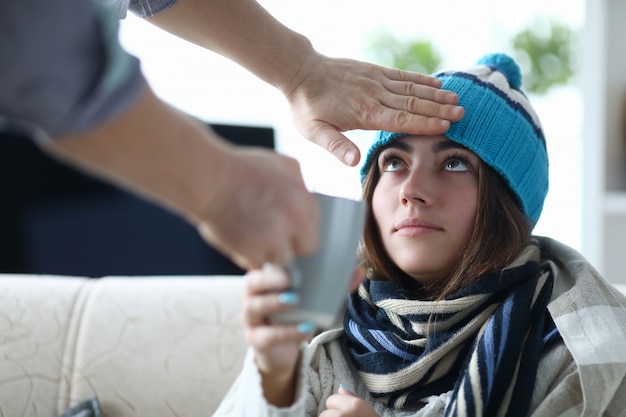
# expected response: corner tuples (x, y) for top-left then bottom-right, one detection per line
(359, 146), (531, 300)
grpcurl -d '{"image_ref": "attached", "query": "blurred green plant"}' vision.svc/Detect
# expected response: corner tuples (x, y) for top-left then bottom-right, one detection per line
(364, 30), (442, 75)
(364, 17), (578, 96)
(511, 17), (578, 95)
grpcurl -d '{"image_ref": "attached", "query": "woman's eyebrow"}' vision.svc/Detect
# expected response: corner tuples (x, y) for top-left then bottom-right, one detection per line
(432, 140), (468, 153)
(380, 141), (411, 153)
(380, 139), (468, 156)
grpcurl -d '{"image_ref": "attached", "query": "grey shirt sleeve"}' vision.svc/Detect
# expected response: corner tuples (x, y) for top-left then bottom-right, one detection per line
(98, 0), (178, 19)
(0, 0), (145, 141)
(128, 0), (178, 18)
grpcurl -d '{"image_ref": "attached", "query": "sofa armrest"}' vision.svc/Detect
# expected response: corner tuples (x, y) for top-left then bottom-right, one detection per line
(0, 274), (246, 417)
(614, 283), (626, 295)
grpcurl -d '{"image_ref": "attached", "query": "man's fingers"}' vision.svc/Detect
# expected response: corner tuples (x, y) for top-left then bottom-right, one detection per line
(382, 66), (443, 88)
(385, 78), (459, 105)
(291, 191), (320, 257)
(379, 83), (464, 120)
(306, 126), (362, 166)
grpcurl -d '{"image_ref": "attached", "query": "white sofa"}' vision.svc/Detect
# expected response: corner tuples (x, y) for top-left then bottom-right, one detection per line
(0, 274), (246, 417)
(2, 273), (626, 417)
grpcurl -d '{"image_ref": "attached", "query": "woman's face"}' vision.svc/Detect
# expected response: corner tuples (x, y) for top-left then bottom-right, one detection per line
(372, 135), (480, 284)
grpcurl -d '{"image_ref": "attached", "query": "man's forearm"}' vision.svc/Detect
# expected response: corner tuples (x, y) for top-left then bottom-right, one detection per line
(145, 0), (314, 95)
(42, 84), (229, 227)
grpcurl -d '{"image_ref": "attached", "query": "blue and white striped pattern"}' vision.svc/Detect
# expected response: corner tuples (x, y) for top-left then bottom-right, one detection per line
(344, 245), (557, 415)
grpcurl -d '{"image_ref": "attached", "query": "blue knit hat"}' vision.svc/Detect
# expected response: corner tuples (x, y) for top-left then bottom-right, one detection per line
(360, 53), (549, 226)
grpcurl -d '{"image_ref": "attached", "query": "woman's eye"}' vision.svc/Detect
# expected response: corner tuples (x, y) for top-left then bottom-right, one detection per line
(383, 158), (404, 172)
(445, 158), (469, 172)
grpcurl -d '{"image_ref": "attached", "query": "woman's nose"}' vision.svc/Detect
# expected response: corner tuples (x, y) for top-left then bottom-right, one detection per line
(399, 168), (432, 206)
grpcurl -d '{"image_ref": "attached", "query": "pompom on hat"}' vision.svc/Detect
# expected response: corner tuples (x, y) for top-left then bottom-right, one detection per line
(360, 53), (549, 226)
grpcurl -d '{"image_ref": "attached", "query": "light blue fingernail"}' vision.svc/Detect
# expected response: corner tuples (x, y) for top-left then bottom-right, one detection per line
(279, 291), (299, 305)
(339, 383), (353, 393)
(297, 321), (315, 334)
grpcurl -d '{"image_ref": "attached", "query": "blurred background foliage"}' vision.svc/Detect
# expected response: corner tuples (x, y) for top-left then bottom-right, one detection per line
(364, 16), (578, 95)
(365, 30), (443, 75)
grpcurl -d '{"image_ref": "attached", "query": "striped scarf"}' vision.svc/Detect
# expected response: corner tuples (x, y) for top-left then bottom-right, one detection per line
(344, 245), (558, 416)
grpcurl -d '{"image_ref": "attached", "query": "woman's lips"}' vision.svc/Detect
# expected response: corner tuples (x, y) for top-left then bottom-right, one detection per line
(394, 218), (443, 236)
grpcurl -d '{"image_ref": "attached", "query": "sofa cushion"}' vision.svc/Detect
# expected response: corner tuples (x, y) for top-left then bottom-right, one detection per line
(0, 274), (245, 417)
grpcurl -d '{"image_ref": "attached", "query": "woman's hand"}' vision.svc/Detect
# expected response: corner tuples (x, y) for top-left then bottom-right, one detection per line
(242, 264), (315, 407)
(320, 385), (380, 417)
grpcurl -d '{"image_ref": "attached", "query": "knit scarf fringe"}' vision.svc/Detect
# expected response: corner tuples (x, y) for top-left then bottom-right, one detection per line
(344, 244), (557, 416)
